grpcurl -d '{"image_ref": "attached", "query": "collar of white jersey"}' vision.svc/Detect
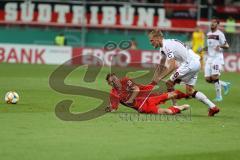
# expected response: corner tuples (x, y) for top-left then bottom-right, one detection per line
(210, 29), (220, 33)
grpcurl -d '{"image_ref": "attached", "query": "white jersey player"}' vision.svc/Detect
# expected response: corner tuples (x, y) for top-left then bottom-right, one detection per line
(148, 29), (220, 116)
(201, 18), (230, 102)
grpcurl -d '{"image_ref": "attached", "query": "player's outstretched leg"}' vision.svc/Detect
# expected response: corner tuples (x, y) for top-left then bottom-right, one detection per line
(186, 85), (220, 116)
(192, 91), (220, 116)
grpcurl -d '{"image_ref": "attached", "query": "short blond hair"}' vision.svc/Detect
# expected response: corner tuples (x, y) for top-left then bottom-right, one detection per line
(148, 29), (163, 38)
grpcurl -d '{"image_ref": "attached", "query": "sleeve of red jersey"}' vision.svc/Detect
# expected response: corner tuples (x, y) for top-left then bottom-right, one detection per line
(109, 88), (120, 110)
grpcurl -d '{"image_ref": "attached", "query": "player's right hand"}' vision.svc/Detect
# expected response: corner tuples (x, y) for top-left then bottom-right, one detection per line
(105, 106), (116, 112)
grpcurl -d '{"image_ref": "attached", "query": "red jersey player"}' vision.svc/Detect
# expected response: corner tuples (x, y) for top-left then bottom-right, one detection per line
(105, 73), (189, 115)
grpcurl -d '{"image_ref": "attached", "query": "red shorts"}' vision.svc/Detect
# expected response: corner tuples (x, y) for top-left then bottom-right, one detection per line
(133, 93), (168, 114)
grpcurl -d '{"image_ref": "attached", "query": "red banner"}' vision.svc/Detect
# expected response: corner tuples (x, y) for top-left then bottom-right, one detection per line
(1, 43), (239, 72)
(72, 47), (240, 72)
(72, 48), (160, 68)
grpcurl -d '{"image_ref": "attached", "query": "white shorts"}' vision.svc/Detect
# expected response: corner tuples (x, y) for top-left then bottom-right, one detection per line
(170, 59), (201, 86)
(204, 59), (223, 77)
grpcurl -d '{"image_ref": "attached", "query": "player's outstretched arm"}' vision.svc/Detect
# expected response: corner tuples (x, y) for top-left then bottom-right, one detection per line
(152, 58), (176, 84)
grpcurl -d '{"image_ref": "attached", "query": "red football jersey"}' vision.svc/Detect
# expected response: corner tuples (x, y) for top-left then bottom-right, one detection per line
(109, 77), (154, 110)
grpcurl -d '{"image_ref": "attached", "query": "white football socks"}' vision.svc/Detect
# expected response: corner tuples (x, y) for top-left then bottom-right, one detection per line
(214, 80), (222, 98)
(194, 91), (215, 108)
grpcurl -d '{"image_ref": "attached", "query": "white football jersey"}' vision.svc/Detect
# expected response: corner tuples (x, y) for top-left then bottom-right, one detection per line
(206, 29), (227, 63)
(160, 39), (199, 64)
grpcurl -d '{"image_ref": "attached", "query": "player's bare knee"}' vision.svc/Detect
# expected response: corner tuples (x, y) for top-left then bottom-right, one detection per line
(186, 91), (194, 97)
(186, 86), (195, 97)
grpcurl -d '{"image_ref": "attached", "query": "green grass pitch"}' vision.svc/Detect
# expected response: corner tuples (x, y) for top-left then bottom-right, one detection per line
(0, 63), (240, 160)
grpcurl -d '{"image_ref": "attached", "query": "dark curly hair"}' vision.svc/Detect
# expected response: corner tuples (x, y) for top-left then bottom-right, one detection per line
(106, 73), (116, 81)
